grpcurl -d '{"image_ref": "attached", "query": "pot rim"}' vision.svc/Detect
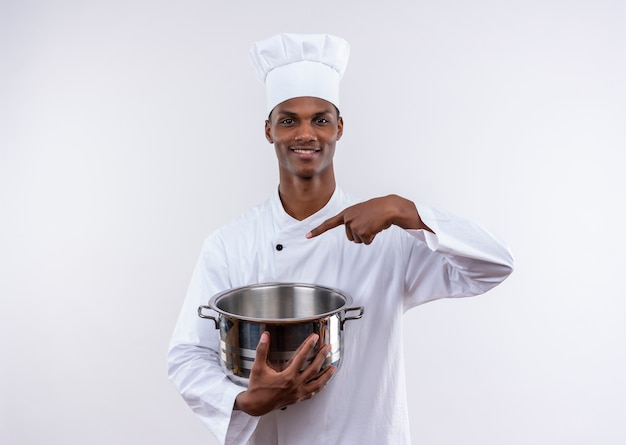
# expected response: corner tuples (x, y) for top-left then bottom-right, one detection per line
(208, 282), (354, 323)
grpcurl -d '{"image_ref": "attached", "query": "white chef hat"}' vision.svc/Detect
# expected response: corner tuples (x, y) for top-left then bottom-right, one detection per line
(249, 33), (350, 114)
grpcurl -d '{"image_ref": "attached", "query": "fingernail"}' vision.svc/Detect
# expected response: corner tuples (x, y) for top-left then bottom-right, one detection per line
(305, 232), (312, 239)
(259, 332), (268, 344)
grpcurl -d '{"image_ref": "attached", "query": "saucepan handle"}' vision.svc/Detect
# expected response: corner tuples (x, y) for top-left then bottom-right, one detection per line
(197, 305), (219, 329)
(341, 306), (364, 329)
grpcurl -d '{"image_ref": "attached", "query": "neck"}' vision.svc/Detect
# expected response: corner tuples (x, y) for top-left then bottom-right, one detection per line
(278, 174), (336, 221)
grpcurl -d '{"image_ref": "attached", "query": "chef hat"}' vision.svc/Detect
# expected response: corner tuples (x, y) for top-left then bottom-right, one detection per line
(249, 33), (350, 114)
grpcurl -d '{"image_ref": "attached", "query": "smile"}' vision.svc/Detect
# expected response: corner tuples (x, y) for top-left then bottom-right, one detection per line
(291, 148), (321, 154)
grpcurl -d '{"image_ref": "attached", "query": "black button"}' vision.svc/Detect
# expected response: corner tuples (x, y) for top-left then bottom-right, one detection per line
(276, 244), (283, 251)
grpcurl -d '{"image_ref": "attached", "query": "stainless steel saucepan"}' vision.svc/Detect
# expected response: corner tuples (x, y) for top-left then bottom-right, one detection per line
(198, 282), (364, 386)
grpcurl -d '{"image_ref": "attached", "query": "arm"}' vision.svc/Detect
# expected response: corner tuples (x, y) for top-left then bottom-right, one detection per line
(402, 202), (514, 305)
(167, 237), (260, 445)
(307, 194), (513, 303)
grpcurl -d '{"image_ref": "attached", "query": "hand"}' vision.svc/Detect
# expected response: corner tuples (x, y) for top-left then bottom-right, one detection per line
(306, 194), (430, 245)
(234, 332), (336, 416)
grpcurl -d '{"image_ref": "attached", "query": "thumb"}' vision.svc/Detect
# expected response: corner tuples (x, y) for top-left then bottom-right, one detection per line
(306, 213), (345, 239)
(254, 331), (270, 364)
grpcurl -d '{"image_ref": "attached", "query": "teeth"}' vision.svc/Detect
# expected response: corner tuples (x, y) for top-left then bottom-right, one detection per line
(293, 149), (317, 153)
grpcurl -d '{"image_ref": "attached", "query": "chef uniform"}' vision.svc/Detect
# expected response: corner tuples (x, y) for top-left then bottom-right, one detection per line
(168, 33), (514, 445)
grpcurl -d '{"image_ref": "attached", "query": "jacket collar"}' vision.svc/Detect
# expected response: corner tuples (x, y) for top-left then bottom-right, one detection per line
(270, 186), (345, 232)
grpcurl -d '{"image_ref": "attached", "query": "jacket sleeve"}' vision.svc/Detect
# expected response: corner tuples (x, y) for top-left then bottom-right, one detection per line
(167, 235), (260, 444)
(402, 204), (514, 310)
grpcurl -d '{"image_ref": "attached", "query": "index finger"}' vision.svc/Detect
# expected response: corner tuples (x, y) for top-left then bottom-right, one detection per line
(306, 213), (345, 239)
(287, 333), (319, 372)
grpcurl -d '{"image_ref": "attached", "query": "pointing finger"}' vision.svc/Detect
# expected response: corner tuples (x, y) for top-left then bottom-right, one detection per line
(306, 213), (345, 239)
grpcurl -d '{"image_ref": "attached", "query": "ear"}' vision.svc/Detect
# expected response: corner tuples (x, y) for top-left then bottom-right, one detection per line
(336, 116), (344, 141)
(265, 120), (273, 143)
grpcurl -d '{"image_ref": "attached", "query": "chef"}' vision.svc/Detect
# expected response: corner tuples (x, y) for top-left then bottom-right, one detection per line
(168, 32), (514, 444)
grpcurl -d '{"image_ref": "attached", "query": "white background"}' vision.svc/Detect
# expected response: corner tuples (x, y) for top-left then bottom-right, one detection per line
(1, 0), (624, 444)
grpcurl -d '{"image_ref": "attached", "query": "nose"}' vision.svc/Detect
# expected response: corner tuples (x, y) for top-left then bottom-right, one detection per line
(295, 122), (317, 142)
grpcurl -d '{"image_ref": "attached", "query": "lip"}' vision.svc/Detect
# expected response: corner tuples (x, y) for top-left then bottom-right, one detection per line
(290, 147), (321, 159)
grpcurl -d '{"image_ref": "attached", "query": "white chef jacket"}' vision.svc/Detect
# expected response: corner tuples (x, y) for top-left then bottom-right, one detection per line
(168, 187), (513, 445)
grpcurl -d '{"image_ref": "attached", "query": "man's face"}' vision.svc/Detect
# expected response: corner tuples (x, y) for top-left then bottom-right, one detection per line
(265, 96), (343, 182)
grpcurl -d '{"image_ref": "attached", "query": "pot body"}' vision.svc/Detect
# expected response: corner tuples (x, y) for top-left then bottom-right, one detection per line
(198, 283), (363, 386)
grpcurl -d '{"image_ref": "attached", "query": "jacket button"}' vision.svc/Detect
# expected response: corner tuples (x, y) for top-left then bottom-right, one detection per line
(276, 244), (283, 251)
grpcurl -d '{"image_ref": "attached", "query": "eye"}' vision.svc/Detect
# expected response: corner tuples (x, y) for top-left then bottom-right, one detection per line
(280, 118), (294, 125)
(315, 118), (329, 124)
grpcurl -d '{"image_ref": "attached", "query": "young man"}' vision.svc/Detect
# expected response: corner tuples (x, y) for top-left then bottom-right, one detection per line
(168, 33), (514, 444)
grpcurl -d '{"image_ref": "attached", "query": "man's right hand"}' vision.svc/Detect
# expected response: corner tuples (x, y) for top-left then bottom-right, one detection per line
(234, 331), (336, 416)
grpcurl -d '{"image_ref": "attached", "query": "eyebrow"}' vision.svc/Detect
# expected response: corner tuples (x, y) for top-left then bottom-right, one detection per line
(275, 109), (334, 118)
